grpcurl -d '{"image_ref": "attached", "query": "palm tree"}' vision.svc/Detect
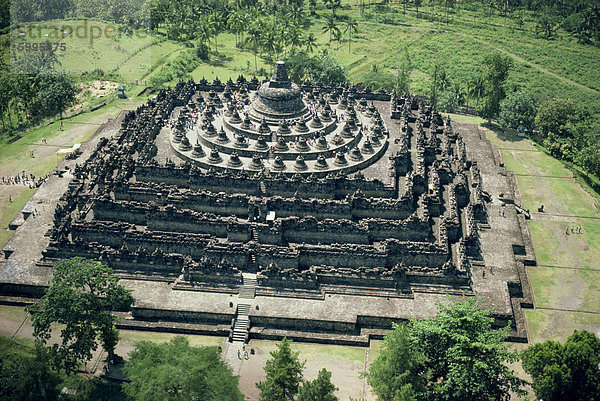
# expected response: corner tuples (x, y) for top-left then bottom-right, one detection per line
(322, 14), (340, 45)
(333, 28), (343, 50)
(227, 11), (245, 46)
(246, 22), (262, 72)
(287, 5), (304, 25)
(288, 24), (303, 53)
(434, 67), (450, 92)
(304, 32), (317, 53)
(324, 0), (341, 17)
(208, 13), (223, 52)
(414, 0), (422, 19)
(451, 82), (466, 108)
(197, 18), (212, 50)
(468, 74), (485, 108)
(344, 18), (358, 53)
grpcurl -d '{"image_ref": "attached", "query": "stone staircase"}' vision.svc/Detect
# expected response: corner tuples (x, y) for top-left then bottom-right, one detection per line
(232, 303), (250, 343)
(239, 273), (257, 299)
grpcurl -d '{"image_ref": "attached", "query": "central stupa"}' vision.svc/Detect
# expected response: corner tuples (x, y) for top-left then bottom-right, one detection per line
(248, 61), (310, 123)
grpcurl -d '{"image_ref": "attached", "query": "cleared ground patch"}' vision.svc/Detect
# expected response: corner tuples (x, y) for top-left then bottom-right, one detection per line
(237, 339), (371, 401)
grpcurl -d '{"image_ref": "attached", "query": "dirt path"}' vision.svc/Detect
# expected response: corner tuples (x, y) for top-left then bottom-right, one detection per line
(454, 31), (599, 94)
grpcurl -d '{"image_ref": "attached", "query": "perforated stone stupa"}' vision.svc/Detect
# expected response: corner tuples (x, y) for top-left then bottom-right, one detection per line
(169, 61), (389, 175)
(248, 61), (310, 123)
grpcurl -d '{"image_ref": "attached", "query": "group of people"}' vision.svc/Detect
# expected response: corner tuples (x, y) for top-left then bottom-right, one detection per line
(1, 171), (41, 189)
(237, 342), (251, 360)
(566, 226), (583, 234)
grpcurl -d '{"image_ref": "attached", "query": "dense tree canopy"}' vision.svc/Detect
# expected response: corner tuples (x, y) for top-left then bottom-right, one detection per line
(297, 368), (339, 401)
(368, 298), (526, 401)
(535, 98), (577, 139)
(411, 298), (526, 401)
(499, 90), (537, 130)
(0, 337), (61, 401)
(477, 53), (513, 122)
(28, 257), (134, 374)
(367, 322), (425, 401)
(123, 336), (243, 401)
(522, 330), (600, 401)
(257, 337), (305, 401)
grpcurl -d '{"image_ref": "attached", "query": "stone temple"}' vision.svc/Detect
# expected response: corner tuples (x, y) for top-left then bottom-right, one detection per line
(0, 61), (534, 346)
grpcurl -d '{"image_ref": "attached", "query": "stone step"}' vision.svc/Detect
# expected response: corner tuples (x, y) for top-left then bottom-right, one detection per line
(237, 303), (251, 314)
(239, 289), (255, 299)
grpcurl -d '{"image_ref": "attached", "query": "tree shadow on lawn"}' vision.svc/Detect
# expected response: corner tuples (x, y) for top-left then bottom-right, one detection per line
(208, 54), (234, 68)
(482, 121), (525, 143)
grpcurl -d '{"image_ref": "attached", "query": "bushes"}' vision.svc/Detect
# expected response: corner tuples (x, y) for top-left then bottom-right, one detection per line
(499, 90), (537, 130)
(149, 49), (200, 87)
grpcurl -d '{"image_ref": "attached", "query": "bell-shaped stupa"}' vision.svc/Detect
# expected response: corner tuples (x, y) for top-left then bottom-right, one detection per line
(249, 61), (310, 124)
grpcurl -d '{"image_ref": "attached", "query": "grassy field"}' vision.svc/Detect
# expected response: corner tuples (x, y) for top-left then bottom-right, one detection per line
(118, 330), (225, 348)
(145, 2), (600, 118)
(8, 2), (598, 117)
(0, 95), (145, 250)
(8, 20), (186, 83)
(251, 339), (366, 362)
(485, 127), (600, 344)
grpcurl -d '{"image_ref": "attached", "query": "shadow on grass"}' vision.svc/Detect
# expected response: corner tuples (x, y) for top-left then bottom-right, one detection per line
(482, 121), (525, 143)
(208, 53), (234, 68)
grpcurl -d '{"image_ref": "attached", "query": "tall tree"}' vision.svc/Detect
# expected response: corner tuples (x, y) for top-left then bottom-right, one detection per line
(367, 323), (425, 401)
(396, 46), (412, 94)
(297, 369), (339, 401)
(256, 337), (305, 401)
(468, 74), (485, 108)
(28, 257), (134, 374)
(123, 336), (244, 401)
(0, 338), (61, 401)
(322, 14), (340, 45)
(498, 90), (537, 130)
(414, 0), (422, 18)
(246, 20), (263, 71)
(534, 98), (576, 138)
(411, 298), (527, 401)
(476, 53), (512, 123)
(522, 330), (600, 401)
(344, 18), (359, 53)
(304, 32), (318, 53)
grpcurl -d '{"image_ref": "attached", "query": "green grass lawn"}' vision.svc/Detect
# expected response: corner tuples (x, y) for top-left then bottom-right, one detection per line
(251, 339), (366, 362)
(486, 127), (600, 344)
(0, 187), (35, 228)
(528, 267), (600, 312)
(525, 309), (600, 343)
(0, 105), (121, 176)
(9, 21), (186, 84)
(118, 330), (225, 348)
